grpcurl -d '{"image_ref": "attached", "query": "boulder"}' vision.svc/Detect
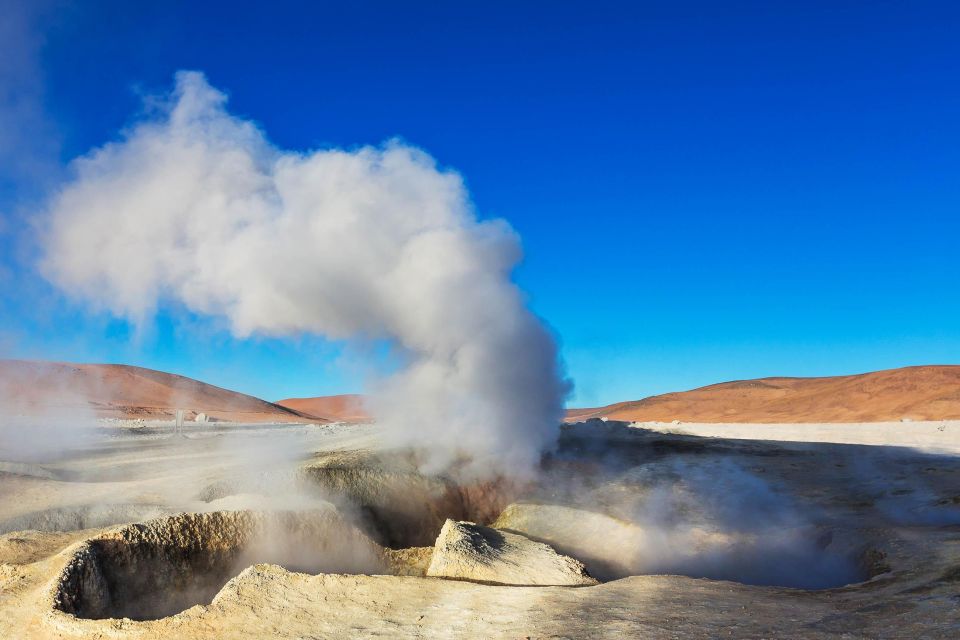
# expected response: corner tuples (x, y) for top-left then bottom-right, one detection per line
(426, 519), (597, 586)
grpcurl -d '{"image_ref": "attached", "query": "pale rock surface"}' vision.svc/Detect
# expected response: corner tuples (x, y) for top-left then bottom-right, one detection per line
(2, 420), (960, 638)
(51, 509), (387, 620)
(426, 519), (597, 586)
(383, 546), (433, 577)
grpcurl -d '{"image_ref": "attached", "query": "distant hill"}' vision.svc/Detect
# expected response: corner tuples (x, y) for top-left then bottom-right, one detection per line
(567, 365), (960, 423)
(5, 360), (958, 425)
(275, 394), (371, 423)
(0, 360), (322, 423)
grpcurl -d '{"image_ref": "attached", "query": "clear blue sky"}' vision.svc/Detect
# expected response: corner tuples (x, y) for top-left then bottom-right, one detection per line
(1, 1), (958, 406)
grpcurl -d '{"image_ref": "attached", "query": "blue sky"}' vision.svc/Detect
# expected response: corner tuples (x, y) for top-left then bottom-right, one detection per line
(1, 1), (959, 406)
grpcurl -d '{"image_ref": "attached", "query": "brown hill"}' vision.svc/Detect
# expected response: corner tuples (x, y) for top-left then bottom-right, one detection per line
(0, 360), (322, 423)
(567, 365), (960, 423)
(7, 360), (956, 426)
(275, 394), (370, 423)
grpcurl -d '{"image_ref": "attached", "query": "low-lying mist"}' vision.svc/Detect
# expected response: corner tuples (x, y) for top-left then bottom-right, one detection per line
(524, 423), (960, 589)
(618, 458), (862, 588)
(528, 454), (864, 589)
(0, 365), (99, 462)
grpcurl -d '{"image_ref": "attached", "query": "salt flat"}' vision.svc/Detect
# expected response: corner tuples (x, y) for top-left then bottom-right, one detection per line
(636, 419), (960, 454)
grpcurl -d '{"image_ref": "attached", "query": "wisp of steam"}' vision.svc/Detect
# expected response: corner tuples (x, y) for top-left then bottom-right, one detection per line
(38, 71), (569, 477)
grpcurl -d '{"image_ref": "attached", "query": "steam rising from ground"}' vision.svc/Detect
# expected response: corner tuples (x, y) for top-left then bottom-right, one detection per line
(39, 71), (568, 476)
(620, 459), (860, 588)
(0, 365), (98, 461)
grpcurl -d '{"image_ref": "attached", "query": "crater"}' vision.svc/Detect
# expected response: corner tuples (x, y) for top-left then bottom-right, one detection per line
(52, 509), (386, 621)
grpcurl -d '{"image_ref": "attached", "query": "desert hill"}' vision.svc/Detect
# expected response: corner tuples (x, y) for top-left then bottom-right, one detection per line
(4, 360), (959, 425)
(568, 365), (960, 423)
(0, 360), (321, 423)
(275, 394), (371, 423)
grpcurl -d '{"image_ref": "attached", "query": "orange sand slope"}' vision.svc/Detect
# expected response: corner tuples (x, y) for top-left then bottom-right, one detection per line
(275, 394), (371, 423)
(5, 360), (959, 425)
(567, 365), (960, 423)
(0, 360), (323, 423)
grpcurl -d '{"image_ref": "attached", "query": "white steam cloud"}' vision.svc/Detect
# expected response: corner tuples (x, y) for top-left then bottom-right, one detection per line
(40, 71), (569, 476)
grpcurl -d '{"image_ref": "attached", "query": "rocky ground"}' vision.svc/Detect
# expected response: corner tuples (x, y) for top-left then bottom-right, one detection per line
(1, 419), (958, 638)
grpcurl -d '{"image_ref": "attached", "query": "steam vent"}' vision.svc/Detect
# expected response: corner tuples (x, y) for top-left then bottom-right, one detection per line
(2, 406), (960, 638)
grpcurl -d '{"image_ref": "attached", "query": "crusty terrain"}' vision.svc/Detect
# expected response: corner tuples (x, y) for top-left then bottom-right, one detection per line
(382, 546), (433, 576)
(569, 365), (960, 423)
(51, 509), (385, 620)
(1, 420), (959, 638)
(4, 525), (959, 639)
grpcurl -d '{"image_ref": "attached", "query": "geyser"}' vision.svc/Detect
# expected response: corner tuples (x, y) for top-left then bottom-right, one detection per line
(40, 71), (569, 477)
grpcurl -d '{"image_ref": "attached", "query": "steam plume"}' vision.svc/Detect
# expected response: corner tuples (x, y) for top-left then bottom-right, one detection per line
(39, 72), (569, 476)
